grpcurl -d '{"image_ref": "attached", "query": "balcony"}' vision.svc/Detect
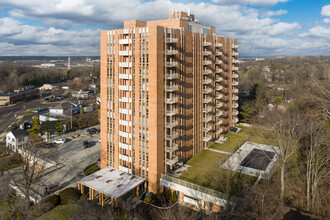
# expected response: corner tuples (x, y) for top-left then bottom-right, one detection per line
(119, 39), (132, 44)
(215, 43), (222, 47)
(119, 62), (132, 68)
(119, 85), (132, 91)
(215, 86), (223, 91)
(166, 85), (178, 92)
(215, 77), (222, 82)
(233, 118), (239, 123)
(203, 60), (212, 65)
(119, 50), (132, 56)
(119, 74), (132, 79)
(215, 128), (223, 134)
(166, 97), (179, 104)
(166, 132), (179, 140)
(203, 116), (212, 123)
(216, 103), (223, 108)
(233, 110), (239, 115)
(203, 107), (212, 113)
(119, 108), (132, 115)
(203, 98), (212, 104)
(166, 144), (179, 153)
(122, 29), (130, 34)
(232, 44), (238, 49)
(232, 52), (238, 56)
(203, 42), (211, 47)
(203, 88), (212, 94)
(232, 59), (239, 64)
(167, 38), (178, 43)
(203, 79), (212, 84)
(203, 70), (212, 75)
(232, 103), (239, 108)
(216, 111), (223, 117)
(166, 120), (179, 128)
(203, 135), (212, 142)
(232, 73), (238, 78)
(166, 109), (179, 116)
(215, 120), (222, 126)
(233, 67), (239, 71)
(119, 142), (132, 151)
(215, 52), (222, 56)
(119, 165), (132, 174)
(232, 95), (239, 101)
(119, 97), (132, 103)
(166, 73), (179, 80)
(232, 81), (239, 86)
(167, 50), (178, 55)
(166, 155), (179, 166)
(215, 94), (223, 100)
(203, 51), (212, 56)
(119, 154), (132, 163)
(215, 69), (222, 74)
(215, 60), (222, 65)
(166, 62), (178, 68)
(203, 125), (212, 132)
(119, 119), (132, 127)
(233, 88), (238, 93)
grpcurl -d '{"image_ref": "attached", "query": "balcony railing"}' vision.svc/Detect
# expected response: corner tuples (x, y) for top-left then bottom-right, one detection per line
(166, 73), (179, 80)
(215, 60), (223, 65)
(119, 74), (132, 79)
(166, 155), (178, 166)
(166, 109), (179, 116)
(167, 50), (178, 55)
(166, 97), (179, 104)
(216, 111), (223, 117)
(203, 125), (212, 132)
(203, 135), (212, 142)
(215, 69), (222, 74)
(233, 88), (238, 93)
(215, 86), (223, 91)
(232, 95), (239, 101)
(233, 110), (239, 115)
(232, 73), (238, 78)
(119, 62), (132, 68)
(119, 85), (132, 91)
(215, 120), (222, 126)
(167, 38), (178, 43)
(119, 39), (132, 44)
(166, 120), (179, 128)
(232, 52), (238, 56)
(215, 77), (222, 82)
(203, 107), (212, 113)
(232, 103), (239, 108)
(203, 51), (212, 56)
(203, 70), (212, 75)
(215, 52), (223, 56)
(232, 44), (238, 49)
(203, 42), (211, 46)
(203, 88), (212, 94)
(203, 79), (212, 84)
(166, 132), (179, 140)
(166, 144), (179, 153)
(233, 118), (239, 123)
(215, 94), (223, 100)
(215, 43), (222, 47)
(216, 103), (223, 108)
(232, 81), (239, 86)
(215, 128), (223, 134)
(166, 62), (178, 67)
(119, 50), (132, 56)
(233, 67), (239, 71)
(203, 98), (212, 104)
(166, 85), (178, 92)
(203, 60), (212, 65)
(232, 59), (239, 64)
(203, 116), (212, 123)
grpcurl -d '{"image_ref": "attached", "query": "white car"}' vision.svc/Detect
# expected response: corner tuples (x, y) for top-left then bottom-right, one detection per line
(53, 139), (66, 144)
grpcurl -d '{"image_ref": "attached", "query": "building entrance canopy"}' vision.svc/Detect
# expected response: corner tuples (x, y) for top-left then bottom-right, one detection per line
(79, 166), (145, 199)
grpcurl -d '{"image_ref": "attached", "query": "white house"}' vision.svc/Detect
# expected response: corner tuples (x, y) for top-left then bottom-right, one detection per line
(49, 102), (78, 115)
(6, 130), (29, 152)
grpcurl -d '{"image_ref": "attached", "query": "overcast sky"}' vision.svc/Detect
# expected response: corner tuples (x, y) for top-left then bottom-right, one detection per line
(0, 0), (329, 57)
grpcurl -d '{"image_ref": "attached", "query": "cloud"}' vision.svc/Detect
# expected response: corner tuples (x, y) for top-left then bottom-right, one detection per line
(323, 18), (330, 23)
(0, 0), (328, 57)
(321, 5), (330, 16)
(211, 0), (289, 6)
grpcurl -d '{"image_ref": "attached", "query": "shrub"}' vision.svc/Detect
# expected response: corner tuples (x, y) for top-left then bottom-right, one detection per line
(171, 191), (177, 203)
(59, 187), (81, 204)
(31, 195), (60, 217)
(80, 194), (87, 200)
(165, 190), (171, 200)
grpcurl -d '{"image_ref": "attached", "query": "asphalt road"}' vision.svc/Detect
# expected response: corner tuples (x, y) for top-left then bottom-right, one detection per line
(32, 130), (100, 199)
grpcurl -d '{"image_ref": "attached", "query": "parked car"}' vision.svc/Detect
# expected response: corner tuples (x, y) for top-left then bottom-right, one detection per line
(83, 140), (90, 148)
(53, 139), (68, 144)
(87, 128), (99, 135)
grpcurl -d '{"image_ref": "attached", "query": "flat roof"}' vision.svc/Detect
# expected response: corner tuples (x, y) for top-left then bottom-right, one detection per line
(79, 166), (145, 199)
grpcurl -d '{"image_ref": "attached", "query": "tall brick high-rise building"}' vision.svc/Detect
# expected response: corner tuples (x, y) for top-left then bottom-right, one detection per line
(100, 11), (239, 193)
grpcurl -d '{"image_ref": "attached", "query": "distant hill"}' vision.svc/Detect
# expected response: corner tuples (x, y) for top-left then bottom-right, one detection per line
(0, 56), (100, 62)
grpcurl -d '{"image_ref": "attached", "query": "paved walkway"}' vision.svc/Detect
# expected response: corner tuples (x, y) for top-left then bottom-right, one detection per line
(205, 148), (232, 155)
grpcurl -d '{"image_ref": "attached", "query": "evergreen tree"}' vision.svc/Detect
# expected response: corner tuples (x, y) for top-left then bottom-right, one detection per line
(28, 116), (41, 143)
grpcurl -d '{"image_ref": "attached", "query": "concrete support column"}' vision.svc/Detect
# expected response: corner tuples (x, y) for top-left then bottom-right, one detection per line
(205, 201), (210, 212)
(89, 188), (95, 200)
(78, 183), (81, 190)
(99, 193), (104, 206)
(213, 204), (221, 212)
(179, 192), (184, 202)
(81, 184), (85, 194)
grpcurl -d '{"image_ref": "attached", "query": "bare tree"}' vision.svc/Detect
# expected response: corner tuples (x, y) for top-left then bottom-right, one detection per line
(269, 111), (302, 204)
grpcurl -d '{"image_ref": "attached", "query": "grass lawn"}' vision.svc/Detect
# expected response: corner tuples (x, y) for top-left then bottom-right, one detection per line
(0, 202), (12, 220)
(37, 204), (83, 220)
(209, 127), (276, 152)
(83, 162), (100, 176)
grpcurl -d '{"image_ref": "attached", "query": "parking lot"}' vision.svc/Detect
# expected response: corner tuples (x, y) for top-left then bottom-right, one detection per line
(31, 129), (100, 200)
